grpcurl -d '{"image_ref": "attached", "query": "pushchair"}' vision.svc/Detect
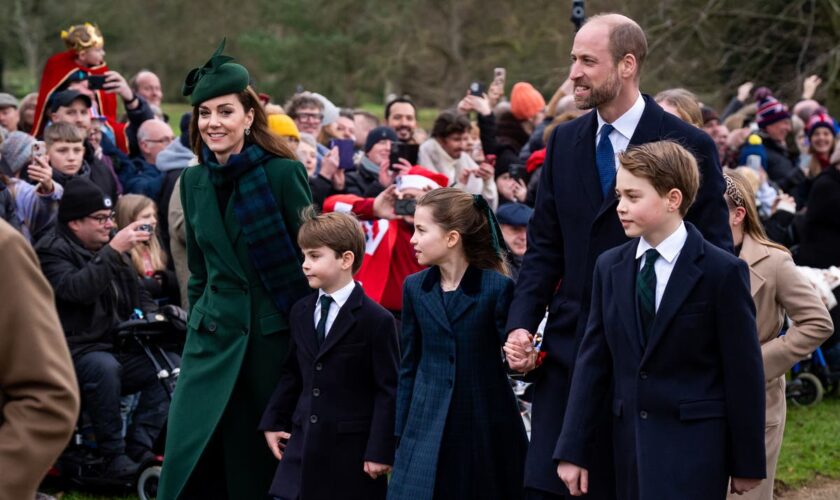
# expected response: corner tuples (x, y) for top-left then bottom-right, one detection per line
(786, 345), (840, 407)
(43, 309), (184, 500)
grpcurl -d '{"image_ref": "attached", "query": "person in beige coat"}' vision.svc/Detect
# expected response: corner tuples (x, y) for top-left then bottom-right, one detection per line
(724, 172), (834, 500)
(167, 176), (190, 311)
(0, 218), (80, 500)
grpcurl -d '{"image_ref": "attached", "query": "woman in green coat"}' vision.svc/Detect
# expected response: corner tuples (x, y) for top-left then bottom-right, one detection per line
(158, 42), (312, 499)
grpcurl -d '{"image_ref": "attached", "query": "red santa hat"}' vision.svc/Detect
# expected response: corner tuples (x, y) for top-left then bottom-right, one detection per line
(397, 166), (450, 191)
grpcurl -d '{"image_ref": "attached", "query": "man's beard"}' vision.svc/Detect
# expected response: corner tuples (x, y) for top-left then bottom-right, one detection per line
(575, 70), (622, 110)
(395, 126), (413, 141)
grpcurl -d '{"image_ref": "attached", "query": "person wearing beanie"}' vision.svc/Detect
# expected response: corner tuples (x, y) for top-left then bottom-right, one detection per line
(0, 131), (65, 243)
(267, 113), (301, 143)
(749, 89), (805, 198)
(160, 40), (313, 500)
(35, 176), (171, 481)
(510, 82), (546, 122)
(322, 165), (448, 313)
(345, 126), (399, 199)
(803, 110), (837, 177)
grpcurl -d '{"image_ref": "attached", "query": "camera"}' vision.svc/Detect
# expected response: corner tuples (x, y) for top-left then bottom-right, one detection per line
(389, 142), (419, 170)
(571, 0), (585, 30)
(394, 199), (417, 216)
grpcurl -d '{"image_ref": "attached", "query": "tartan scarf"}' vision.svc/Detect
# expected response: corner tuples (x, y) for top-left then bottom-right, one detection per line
(203, 143), (309, 315)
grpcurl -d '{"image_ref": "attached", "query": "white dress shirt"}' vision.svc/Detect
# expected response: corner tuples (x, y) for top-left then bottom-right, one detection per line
(596, 92), (646, 169)
(313, 280), (356, 338)
(635, 222), (688, 311)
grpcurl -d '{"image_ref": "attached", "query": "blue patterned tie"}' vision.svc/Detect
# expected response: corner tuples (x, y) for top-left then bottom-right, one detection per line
(596, 124), (616, 196)
(637, 249), (660, 344)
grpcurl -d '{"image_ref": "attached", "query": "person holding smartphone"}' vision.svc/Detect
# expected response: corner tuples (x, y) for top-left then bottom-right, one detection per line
(0, 131), (64, 243)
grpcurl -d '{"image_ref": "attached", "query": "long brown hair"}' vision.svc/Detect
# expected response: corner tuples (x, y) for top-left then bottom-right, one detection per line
(417, 188), (509, 276)
(723, 171), (789, 254)
(190, 86), (297, 160)
(115, 194), (168, 275)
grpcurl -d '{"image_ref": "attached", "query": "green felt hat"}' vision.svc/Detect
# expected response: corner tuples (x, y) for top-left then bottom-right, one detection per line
(182, 39), (250, 106)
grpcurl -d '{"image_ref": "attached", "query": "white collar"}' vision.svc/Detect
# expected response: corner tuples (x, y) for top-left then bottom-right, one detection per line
(635, 221), (688, 264)
(596, 92), (645, 140)
(318, 280), (356, 308)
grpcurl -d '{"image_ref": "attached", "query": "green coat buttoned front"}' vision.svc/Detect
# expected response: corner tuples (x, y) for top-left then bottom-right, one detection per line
(159, 156), (312, 500)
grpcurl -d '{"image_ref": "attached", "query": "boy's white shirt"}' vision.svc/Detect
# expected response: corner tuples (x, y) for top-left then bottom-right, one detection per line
(635, 221), (688, 311)
(314, 280), (356, 337)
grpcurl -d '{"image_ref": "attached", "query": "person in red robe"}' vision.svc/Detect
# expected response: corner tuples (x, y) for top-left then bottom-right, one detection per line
(31, 23), (140, 153)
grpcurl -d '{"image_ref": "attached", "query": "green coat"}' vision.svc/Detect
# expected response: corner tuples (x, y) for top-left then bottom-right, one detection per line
(159, 157), (312, 500)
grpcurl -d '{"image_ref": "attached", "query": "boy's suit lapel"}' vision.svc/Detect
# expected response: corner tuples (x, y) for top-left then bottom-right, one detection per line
(295, 293), (320, 358)
(611, 243), (644, 359)
(641, 224), (705, 365)
(317, 284), (364, 357)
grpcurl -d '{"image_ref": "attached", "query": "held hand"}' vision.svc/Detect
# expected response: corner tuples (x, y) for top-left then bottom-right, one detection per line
(730, 477), (762, 495)
(802, 74), (822, 100)
(373, 185), (398, 219)
(109, 221), (152, 253)
(332, 168), (346, 191)
(103, 70), (134, 102)
(504, 328), (536, 373)
(513, 178), (528, 202)
(466, 94), (492, 116)
(557, 462), (589, 496)
(363, 461), (392, 479)
(736, 81), (754, 102)
(28, 156), (54, 193)
(320, 146), (340, 180)
(476, 162), (495, 181)
(457, 166), (476, 186)
(264, 431), (291, 460)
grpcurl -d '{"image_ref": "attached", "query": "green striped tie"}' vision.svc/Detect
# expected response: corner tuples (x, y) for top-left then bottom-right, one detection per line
(637, 248), (660, 344)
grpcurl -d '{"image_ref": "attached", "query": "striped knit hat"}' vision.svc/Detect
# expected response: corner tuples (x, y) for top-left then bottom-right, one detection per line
(754, 88), (790, 129)
(806, 109), (835, 139)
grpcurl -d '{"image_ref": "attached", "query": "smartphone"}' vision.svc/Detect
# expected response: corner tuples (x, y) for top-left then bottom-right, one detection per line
(87, 75), (107, 91)
(508, 163), (527, 181)
(389, 142), (419, 169)
(493, 67), (506, 85)
(469, 81), (486, 97)
(31, 141), (47, 159)
(394, 198), (417, 216)
(329, 138), (356, 170)
(138, 224), (154, 233)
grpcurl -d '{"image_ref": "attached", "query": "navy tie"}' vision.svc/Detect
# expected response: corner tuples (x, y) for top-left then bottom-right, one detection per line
(596, 124), (616, 196)
(637, 249), (660, 344)
(316, 295), (333, 345)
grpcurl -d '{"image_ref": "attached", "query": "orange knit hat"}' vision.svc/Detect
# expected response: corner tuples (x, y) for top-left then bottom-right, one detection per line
(510, 82), (546, 121)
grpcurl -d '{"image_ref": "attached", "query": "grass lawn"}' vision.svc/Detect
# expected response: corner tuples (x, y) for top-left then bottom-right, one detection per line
(776, 396), (840, 491)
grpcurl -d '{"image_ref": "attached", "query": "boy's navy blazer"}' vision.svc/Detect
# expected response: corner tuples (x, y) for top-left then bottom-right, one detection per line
(555, 223), (766, 500)
(504, 95), (733, 496)
(258, 283), (399, 500)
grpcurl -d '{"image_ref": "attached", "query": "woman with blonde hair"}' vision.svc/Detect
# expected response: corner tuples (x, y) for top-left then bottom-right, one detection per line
(655, 88), (704, 127)
(115, 194), (178, 305)
(724, 171), (833, 500)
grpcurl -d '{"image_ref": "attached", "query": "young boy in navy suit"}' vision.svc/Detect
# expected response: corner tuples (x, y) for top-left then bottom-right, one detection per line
(259, 210), (399, 500)
(554, 141), (766, 499)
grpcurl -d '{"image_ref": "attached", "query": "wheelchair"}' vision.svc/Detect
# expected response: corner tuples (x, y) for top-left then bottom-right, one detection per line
(43, 309), (184, 500)
(787, 345), (840, 407)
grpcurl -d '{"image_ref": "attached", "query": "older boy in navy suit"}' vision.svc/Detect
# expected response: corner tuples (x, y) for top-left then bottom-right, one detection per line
(259, 210), (399, 500)
(554, 141), (766, 499)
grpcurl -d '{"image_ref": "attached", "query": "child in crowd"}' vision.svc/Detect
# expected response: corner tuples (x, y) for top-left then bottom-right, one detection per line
(553, 141), (766, 499)
(0, 131), (63, 243)
(260, 210), (399, 500)
(388, 188), (527, 500)
(723, 171), (833, 500)
(115, 194), (179, 306)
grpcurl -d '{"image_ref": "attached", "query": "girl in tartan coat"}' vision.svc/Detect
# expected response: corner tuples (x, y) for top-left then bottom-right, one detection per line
(388, 188), (527, 500)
